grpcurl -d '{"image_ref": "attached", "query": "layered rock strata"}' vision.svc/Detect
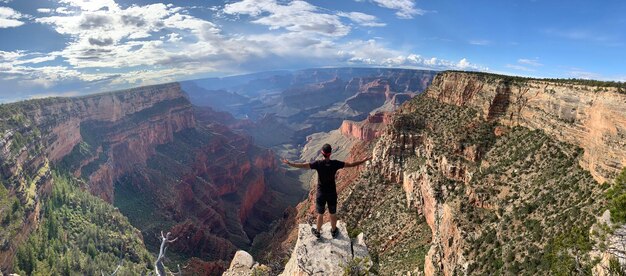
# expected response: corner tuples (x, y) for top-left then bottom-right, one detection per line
(279, 221), (370, 276)
(426, 71), (626, 183)
(0, 83), (192, 270)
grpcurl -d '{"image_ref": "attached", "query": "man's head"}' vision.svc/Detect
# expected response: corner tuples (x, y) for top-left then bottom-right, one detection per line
(321, 144), (332, 159)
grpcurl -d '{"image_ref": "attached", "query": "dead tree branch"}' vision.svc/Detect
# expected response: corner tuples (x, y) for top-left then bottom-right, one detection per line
(155, 231), (178, 276)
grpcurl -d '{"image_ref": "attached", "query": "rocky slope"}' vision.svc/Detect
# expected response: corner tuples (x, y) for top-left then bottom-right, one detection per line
(184, 68), (437, 149)
(0, 83), (301, 274)
(260, 71), (626, 275)
(1, 84), (190, 271)
(426, 71), (626, 184)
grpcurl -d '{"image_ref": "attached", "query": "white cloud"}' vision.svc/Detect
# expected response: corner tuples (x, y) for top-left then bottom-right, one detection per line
(0, 6), (25, 28)
(368, 0), (424, 19)
(518, 58), (542, 66)
(338, 40), (486, 71)
(569, 70), (601, 80)
(224, 0), (351, 37)
(506, 64), (534, 72)
(338, 12), (385, 27)
(36, 8), (52, 13)
(35, 3), (222, 69)
(0, 0), (488, 97)
(469, 39), (491, 46)
(0, 50), (24, 61)
(57, 0), (120, 12)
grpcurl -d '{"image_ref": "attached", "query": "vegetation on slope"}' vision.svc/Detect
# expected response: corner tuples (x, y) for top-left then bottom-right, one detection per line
(13, 171), (152, 275)
(0, 180), (25, 255)
(341, 172), (432, 275)
(463, 127), (604, 275)
(447, 70), (626, 92)
(606, 167), (626, 224)
(353, 94), (608, 275)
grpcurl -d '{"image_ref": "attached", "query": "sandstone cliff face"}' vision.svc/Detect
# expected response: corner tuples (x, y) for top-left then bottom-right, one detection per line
(426, 71), (626, 184)
(0, 84), (287, 274)
(367, 86), (607, 275)
(339, 112), (392, 142)
(279, 222), (370, 276)
(0, 83), (193, 270)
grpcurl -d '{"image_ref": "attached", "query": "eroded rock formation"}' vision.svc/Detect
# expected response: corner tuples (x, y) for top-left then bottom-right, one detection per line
(279, 221), (370, 276)
(0, 83), (292, 274)
(426, 71), (626, 183)
(340, 112), (392, 141)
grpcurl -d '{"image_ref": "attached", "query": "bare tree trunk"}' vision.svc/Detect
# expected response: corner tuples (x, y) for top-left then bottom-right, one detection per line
(155, 231), (178, 276)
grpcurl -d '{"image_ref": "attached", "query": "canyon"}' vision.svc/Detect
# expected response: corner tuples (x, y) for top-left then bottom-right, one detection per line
(0, 68), (437, 275)
(0, 83), (299, 274)
(2, 68), (626, 275)
(256, 71), (626, 275)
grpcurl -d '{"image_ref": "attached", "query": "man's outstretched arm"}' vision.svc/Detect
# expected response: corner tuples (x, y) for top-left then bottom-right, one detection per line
(344, 157), (372, 168)
(282, 158), (311, 169)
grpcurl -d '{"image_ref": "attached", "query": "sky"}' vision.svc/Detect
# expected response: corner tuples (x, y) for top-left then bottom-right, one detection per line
(0, 0), (624, 102)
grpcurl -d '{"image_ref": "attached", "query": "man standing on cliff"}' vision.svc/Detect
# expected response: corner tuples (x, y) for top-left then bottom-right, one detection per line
(282, 144), (371, 239)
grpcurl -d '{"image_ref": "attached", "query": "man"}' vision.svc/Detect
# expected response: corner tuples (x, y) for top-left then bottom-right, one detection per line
(282, 144), (371, 239)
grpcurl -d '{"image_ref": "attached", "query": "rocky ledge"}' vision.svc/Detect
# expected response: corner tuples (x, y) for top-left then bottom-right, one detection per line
(223, 221), (371, 276)
(280, 221), (370, 276)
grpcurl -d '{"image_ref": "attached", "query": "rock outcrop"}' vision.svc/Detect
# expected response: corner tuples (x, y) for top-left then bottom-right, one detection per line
(0, 83), (193, 270)
(0, 84), (294, 274)
(364, 77), (610, 275)
(340, 112), (392, 141)
(222, 250), (271, 276)
(425, 71), (626, 183)
(279, 221), (370, 276)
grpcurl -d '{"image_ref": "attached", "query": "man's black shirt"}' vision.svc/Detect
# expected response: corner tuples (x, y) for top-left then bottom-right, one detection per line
(310, 159), (345, 194)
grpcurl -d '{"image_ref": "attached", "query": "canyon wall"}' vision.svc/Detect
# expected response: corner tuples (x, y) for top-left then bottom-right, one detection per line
(425, 71), (626, 184)
(0, 83), (193, 270)
(244, 71), (625, 275)
(363, 72), (621, 275)
(0, 83), (288, 274)
(340, 112), (392, 141)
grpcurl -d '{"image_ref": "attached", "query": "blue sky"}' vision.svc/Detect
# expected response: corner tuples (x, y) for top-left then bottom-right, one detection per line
(0, 0), (624, 102)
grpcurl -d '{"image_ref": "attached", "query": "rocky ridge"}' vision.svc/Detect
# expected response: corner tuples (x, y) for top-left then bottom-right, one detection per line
(340, 112), (392, 142)
(0, 83), (296, 274)
(425, 71), (626, 184)
(0, 83), (191, 270)
(223, 221), (371, 276)
(268, 71), (626, 275)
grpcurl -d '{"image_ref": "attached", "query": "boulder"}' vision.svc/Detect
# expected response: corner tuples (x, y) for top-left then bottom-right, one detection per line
(280, 221), (371, 276)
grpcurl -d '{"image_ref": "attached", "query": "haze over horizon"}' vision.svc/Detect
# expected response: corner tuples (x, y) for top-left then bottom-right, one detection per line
(0, 0), (624, 102)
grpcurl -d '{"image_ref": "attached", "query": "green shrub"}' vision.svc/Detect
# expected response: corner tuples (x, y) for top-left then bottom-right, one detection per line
(607, 168), (626, 223)
(342, 257), (372, 276)
(14, 171), (153, 275)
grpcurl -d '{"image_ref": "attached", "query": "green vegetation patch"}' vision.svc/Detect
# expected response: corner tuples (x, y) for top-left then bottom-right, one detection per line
(341, 172), (432, 275)
(462, 127), (605, 275)
(606, 167), (626, 224)
(14, 171), (153, 275)
(447, 70), (626, 92)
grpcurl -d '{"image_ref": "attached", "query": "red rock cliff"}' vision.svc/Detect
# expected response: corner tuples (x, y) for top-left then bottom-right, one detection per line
(426, 71), (626, 183)
(340, 112), (393, 141)
(0, 83), (193, 270)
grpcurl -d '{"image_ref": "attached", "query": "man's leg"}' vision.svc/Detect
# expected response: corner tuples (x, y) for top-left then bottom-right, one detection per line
(329, 193), (338, 231)
(317, 213), (323, 232)
(330, 213), (337, 231)
(315, 193), (326, 232)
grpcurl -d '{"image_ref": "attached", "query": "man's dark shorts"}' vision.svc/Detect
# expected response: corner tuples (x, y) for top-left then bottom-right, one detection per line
(316, 192), (337, 214)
